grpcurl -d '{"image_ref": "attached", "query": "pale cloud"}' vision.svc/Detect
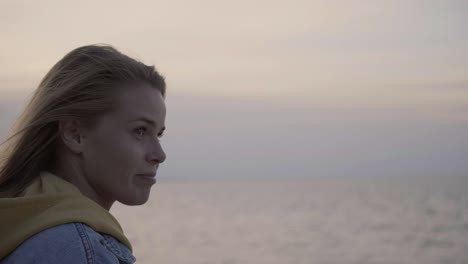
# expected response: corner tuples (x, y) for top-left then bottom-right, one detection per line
(0, 0), (467, 104)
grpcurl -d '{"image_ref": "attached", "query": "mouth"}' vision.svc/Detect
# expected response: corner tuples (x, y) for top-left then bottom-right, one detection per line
(136, 172), (157, 183)
(138, 173), (156, 177)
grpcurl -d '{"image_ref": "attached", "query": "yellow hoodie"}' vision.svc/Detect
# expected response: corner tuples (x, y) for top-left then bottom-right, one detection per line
(0, 171), (132, 259)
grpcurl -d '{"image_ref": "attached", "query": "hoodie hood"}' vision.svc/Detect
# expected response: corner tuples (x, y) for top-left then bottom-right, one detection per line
(0, 171), (132, 259)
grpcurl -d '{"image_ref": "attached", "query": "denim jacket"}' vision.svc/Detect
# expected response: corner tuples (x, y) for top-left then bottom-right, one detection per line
(1, 223), (136, 264)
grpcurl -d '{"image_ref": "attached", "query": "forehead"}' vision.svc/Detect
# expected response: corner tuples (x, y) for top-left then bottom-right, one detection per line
(113, 83), (166, 123)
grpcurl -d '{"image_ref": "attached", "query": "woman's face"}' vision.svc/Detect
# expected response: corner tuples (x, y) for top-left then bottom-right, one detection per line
(80, 83), (166, 208)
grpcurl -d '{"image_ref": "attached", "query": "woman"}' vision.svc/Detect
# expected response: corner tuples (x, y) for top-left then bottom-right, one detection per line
(0, 45), (167, 263)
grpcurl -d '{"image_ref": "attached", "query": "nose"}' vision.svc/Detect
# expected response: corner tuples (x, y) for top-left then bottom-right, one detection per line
(146, 140), (166, 165)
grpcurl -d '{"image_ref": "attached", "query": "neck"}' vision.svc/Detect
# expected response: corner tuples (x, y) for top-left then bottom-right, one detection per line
(53, 151), (114, 210)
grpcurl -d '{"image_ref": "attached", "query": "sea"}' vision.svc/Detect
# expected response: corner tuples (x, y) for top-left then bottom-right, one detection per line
(112, 177), (468, 264)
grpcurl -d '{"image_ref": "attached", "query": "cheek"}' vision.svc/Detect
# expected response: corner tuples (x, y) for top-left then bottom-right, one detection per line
(84, 132), (143, 176)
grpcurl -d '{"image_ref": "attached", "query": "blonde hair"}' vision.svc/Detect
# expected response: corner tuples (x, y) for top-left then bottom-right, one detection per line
(0, 44), (166, 197)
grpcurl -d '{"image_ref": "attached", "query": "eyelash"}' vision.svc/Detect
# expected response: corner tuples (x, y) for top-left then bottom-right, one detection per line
(134, 127), (164, 139)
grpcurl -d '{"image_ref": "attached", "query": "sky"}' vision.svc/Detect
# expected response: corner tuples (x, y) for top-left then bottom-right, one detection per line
(0, 0), (467, 180)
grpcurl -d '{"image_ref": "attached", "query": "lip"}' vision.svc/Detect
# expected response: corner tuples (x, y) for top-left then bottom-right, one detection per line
(136, 172), (157, 183)
(137, 173), (156, 178)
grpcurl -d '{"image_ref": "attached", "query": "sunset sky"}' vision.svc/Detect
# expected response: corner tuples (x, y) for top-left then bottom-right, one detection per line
(1, 0), (467, 180)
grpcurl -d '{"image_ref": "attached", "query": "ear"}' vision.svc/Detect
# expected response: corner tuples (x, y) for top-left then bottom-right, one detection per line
(58, 120), (86, 154)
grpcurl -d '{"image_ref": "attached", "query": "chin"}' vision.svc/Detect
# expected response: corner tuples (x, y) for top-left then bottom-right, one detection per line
(119, 193), (151, 206)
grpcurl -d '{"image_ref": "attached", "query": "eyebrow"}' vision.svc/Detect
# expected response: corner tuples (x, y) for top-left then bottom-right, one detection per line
(129, 118), (166, 132)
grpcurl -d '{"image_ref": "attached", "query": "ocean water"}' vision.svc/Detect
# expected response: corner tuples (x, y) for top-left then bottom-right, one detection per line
(112, 177), (468, 264)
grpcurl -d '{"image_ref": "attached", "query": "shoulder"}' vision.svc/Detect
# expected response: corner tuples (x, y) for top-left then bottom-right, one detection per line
(1, 223), (135, 264)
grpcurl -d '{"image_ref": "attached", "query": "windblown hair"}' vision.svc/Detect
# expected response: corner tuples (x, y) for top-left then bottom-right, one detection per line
(0, 44), (166, 197)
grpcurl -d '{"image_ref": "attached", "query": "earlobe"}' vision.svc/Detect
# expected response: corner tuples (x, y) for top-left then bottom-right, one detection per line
(59, 120), (85, 154)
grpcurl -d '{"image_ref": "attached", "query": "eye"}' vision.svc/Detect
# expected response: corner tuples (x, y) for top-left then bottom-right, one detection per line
(134, 127), (147, 138)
